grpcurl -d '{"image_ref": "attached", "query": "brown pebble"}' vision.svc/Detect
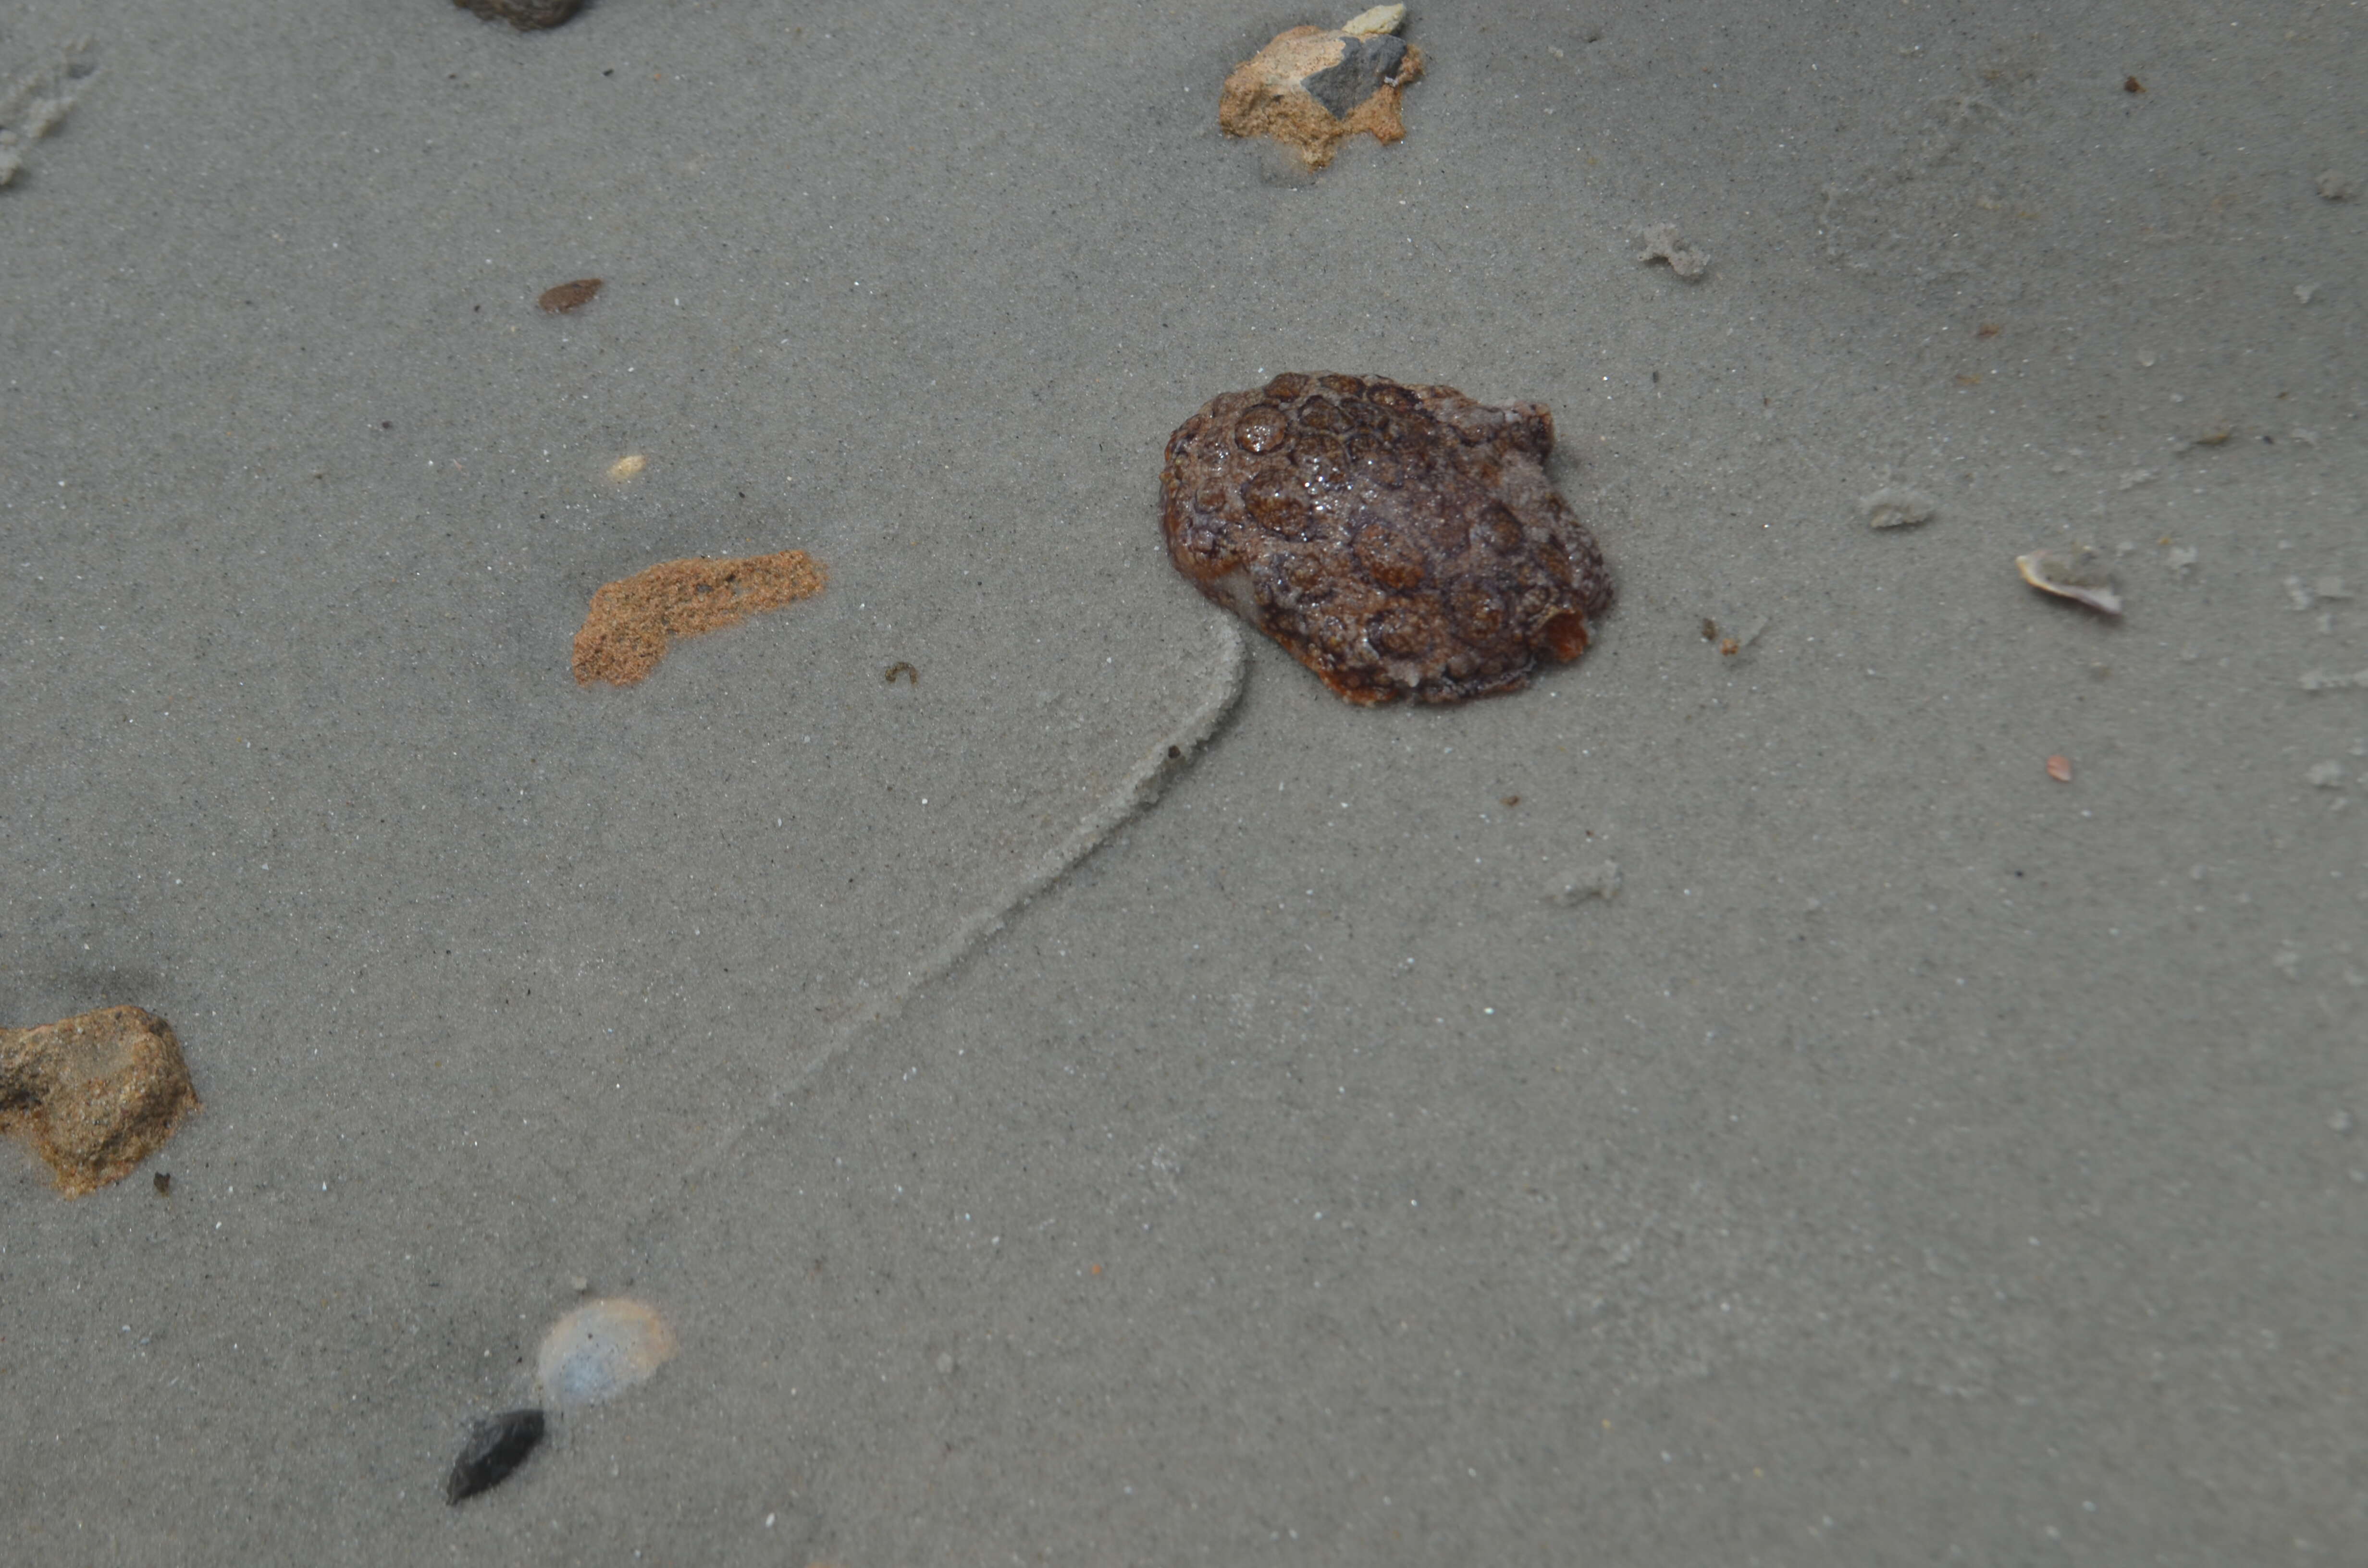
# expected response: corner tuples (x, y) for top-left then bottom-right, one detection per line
(454, 0), (585, 30)
(1160, 373), (1612, 705)
(538, 278), (604, 314)
(571, 551), (826, 686)
(1, 1006), (200, 1198)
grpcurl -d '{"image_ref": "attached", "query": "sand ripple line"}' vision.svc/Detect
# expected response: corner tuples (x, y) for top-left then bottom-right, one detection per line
(661, 614), (1246, 1200)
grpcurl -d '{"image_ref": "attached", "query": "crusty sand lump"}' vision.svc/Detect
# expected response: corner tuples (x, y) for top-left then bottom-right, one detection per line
(1, 1005), (199, 1197)
(571, 551), (826, 686)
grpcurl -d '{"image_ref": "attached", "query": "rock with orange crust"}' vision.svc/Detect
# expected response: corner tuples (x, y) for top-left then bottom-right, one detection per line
(1220, 9), (1424, 170)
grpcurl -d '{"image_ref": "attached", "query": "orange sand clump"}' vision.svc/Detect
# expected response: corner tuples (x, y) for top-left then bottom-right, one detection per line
(0, 1005), (200, 1197)
(571, 551), (826, 686)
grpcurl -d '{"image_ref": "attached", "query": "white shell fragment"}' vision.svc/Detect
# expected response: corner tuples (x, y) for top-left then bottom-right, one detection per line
(2016, 546), (2123, 616)
(535, 1298), (678, 1409)
(1341, 5), (1406, 36)
(1859, 485), (1937, 530)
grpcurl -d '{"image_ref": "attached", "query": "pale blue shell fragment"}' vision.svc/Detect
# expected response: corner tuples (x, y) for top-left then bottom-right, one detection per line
(535, 1298), (678, 1408)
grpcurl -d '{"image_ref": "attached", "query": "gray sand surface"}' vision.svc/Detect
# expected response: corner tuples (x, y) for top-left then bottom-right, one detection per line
(4, 0), (2362, 1560)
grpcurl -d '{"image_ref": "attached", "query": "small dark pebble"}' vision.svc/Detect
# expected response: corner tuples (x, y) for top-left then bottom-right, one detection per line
(2122, 75), (2145, 93)
(538, 278), (604, 314)
(445, 1408), (546, 1504)
(152, 1171), (171, 1195)
(453, 0), (586, 30)
(1304, 33), (1411, 119)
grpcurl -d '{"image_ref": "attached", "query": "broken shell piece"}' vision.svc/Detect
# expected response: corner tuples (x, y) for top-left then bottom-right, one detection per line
(1702, 613), (1768, 657)
(2017, 546), (2123, 616)
(1637, 222), (1709, 281)
(537, 1298), (678, 1408)
(2046, 754), (2073, 783)
(0, 1006), (200, 1197)
(1220, 12), (1425, 171)
(1859, 485), (1937, 530)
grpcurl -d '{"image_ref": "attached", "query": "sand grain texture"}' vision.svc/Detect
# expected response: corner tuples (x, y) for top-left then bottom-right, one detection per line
(5, 0), (2364, 1557)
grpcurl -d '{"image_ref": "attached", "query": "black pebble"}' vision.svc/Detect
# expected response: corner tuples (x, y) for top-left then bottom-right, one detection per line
(444, 1408), (546, 1504)
(1304, 34), (1409, 118)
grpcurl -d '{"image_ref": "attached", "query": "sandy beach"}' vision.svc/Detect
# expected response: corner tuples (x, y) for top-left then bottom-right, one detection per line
(4, 0), (2362, 1560)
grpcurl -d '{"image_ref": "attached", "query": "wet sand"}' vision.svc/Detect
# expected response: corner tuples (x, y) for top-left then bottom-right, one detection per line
(3, 0), (2362, 1560)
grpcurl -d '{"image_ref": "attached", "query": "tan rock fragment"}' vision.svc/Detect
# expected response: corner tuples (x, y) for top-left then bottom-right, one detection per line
(1, 1006), (199, 1197)
(1220, 14), (1424, 171)
(571, 550), (827, 686)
